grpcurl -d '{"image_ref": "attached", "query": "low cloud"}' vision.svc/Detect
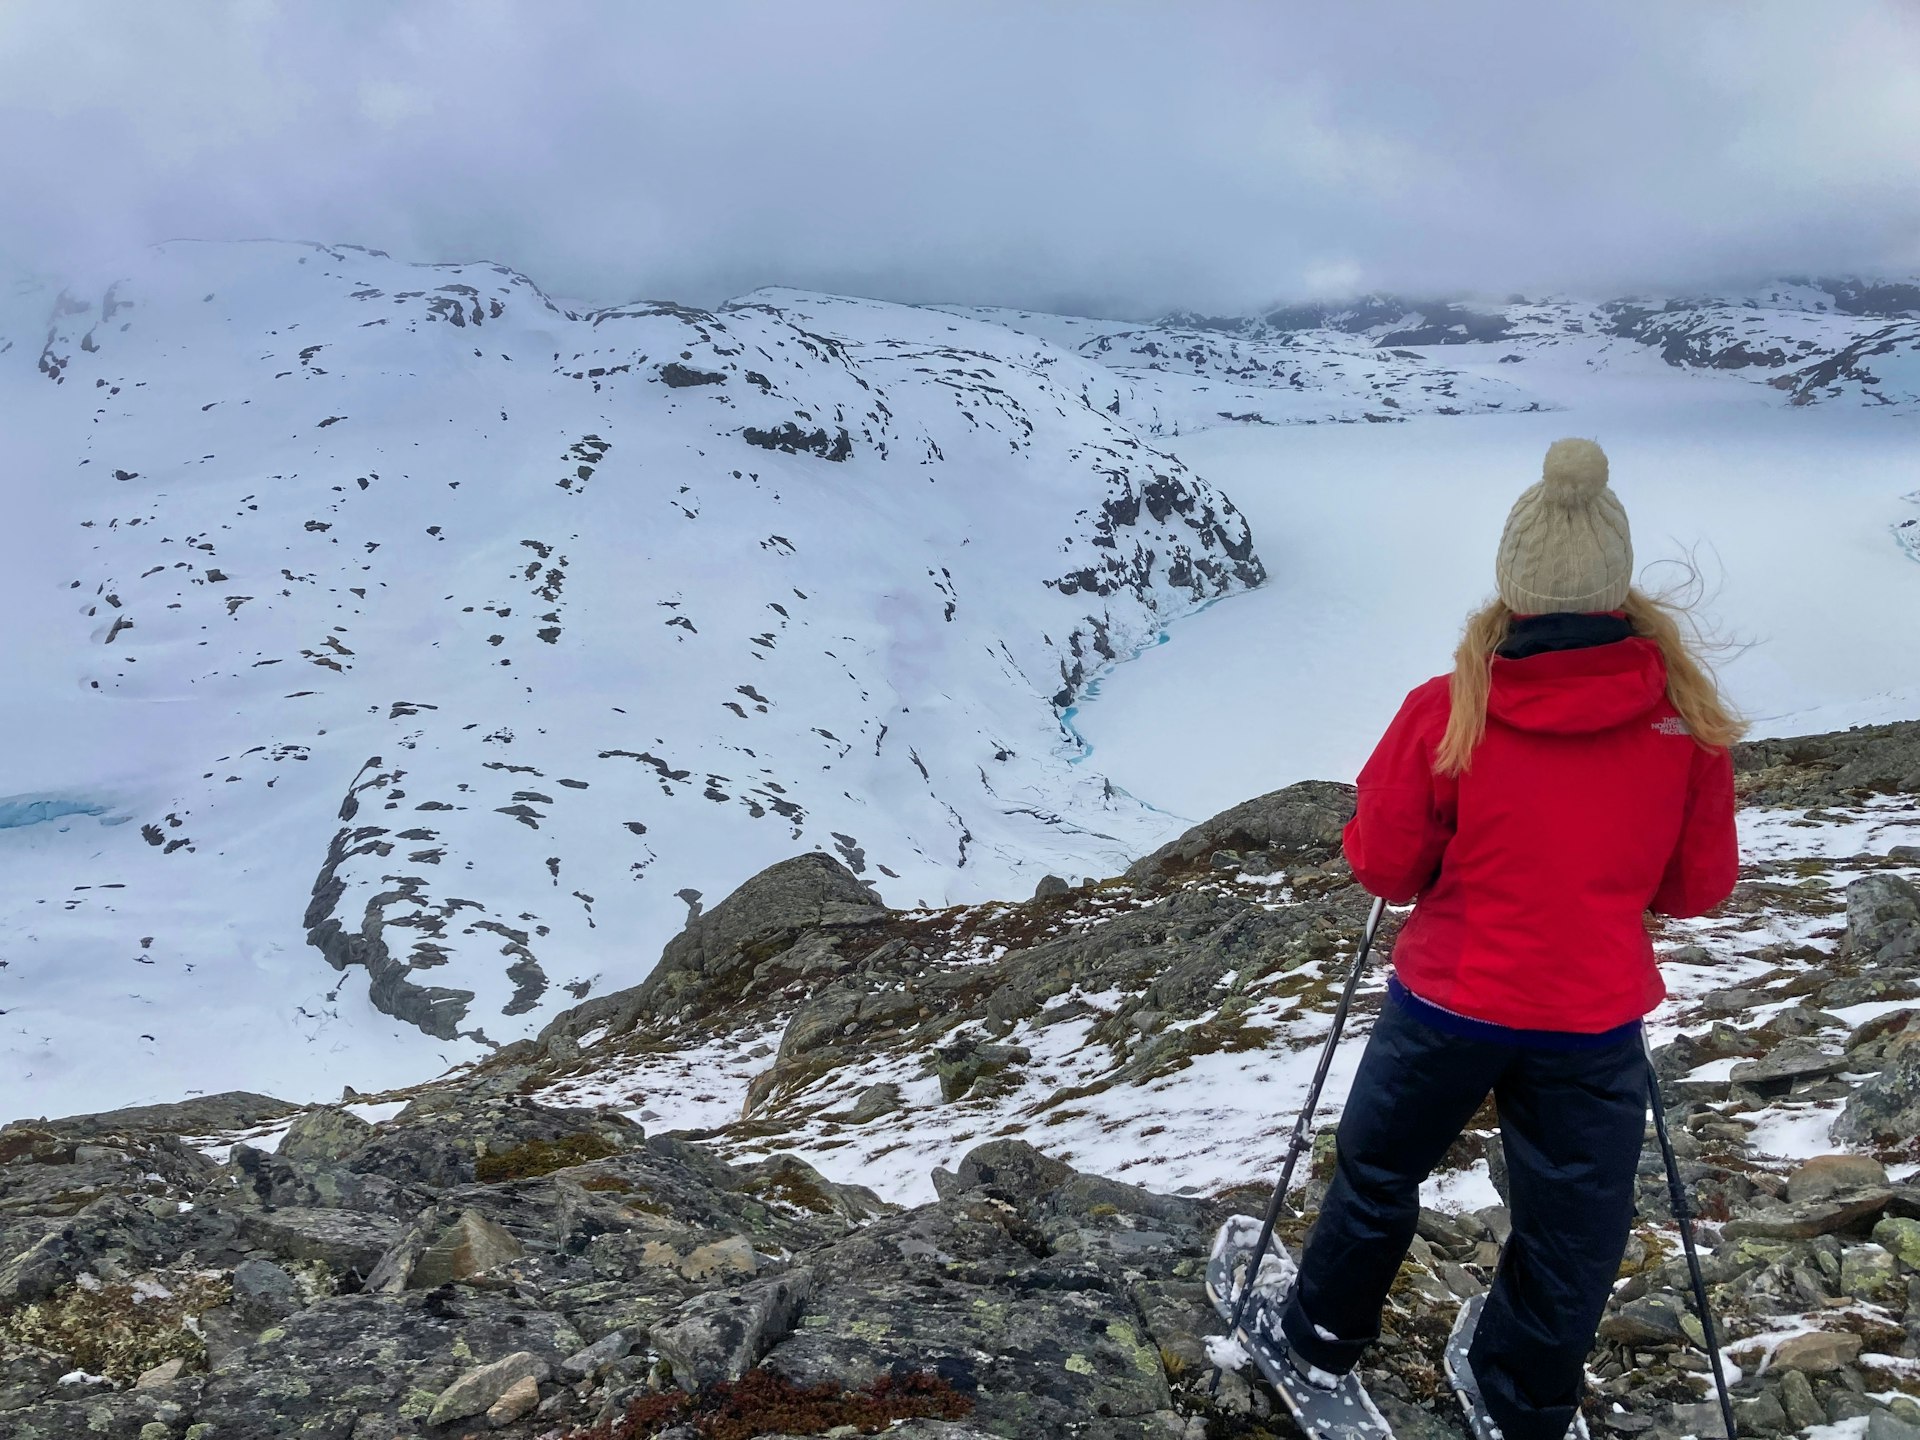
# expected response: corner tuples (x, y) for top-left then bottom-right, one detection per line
(3, 0), (1917, 314)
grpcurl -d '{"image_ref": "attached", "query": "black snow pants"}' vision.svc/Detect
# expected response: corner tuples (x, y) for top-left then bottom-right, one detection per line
(1279, 988), (1648, 1440)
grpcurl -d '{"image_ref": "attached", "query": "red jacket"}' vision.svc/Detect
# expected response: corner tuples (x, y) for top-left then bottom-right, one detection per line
(1345, 637), (1738, 1032)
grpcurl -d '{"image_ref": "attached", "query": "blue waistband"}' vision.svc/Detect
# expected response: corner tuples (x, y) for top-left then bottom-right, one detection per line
(1386, 974), (1644, 1051)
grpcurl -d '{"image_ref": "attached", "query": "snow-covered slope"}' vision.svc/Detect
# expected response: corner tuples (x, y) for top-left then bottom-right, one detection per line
(940, 304), (1547, 429)
(1183, 277), (1920, 409)
(8, 248), (1920, 1123)
(942, 277), (1920, 433)
(0, 243), (1263, 1115)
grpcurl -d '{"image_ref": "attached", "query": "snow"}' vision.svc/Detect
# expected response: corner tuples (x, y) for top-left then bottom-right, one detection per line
(186, 1118), (297, 1165)
(1680, 1058), (1742, 1084)
(341, 1099), (408, 1125)
(1825, 999), (1920, 1030)
(1739, 798), (1920, 864)
(1073, 367), (1920, 821)
(1421, 1158), (1501, 1214)
(6, 250), (1920, 1133)
(1742, 1100), (1850, 1163)
(514, 719), (1920, 1210)
(0, 245), (1262, 1118)
(1203, 1334), (1250, 1372)
(1797, 1416), (1869, 1440)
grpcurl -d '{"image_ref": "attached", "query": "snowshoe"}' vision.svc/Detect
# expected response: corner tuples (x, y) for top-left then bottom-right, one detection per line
(1444, 1293), (1590, 1440)
(1206, 1216), (1394, 1440)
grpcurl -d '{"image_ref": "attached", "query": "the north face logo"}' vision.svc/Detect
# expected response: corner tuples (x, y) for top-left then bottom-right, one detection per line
(1653, 716), (1691, 736)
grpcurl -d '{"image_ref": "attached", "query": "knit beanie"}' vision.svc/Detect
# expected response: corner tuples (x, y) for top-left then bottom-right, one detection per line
(1494, 438), (1633, 613)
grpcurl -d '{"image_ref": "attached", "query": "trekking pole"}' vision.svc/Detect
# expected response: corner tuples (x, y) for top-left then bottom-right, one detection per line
(1210, 894), (1388, 1393)
(1643, 1038), (1736, 1440)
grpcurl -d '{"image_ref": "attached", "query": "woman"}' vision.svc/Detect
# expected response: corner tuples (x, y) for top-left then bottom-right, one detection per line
(1278, 438), (1742, 1440)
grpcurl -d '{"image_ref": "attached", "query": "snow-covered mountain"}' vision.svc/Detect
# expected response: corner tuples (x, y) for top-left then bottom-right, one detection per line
(935, 305), (1548, 428)
(1161, 278), (1920, 409)
(5, 247), (1918, 1121)
(0, 242), (1263, 1114)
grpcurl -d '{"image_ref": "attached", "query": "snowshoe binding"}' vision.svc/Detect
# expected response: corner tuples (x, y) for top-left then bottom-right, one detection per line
(1206, 1216), (1394, 1440)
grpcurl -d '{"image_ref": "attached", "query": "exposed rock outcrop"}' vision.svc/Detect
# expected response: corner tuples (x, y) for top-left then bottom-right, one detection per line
(5, 716), (1920, 1436)
(1124, 779), (1355, 881)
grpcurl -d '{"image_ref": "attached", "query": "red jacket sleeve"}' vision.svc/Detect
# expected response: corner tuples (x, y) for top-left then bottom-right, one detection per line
(1343, 681), (1455, 905)
(1650, 746), (1738, 917)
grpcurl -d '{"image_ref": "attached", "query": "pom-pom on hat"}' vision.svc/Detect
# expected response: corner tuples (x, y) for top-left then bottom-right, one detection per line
(1494, 438), (1633, 613)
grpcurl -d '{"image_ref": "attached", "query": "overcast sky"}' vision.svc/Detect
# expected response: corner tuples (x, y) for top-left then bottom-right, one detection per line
(3, 1), (1918, 315)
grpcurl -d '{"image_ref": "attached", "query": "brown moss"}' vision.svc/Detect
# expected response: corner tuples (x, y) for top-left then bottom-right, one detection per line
(579, 1173), (634, 1192)
(557, 1367), (973, 1439)
(0, 1268), (230, 1382)
(0, 1129), (65, 1166)
(475, 1131), (620, 1182)
(744, 1167), (836, 1215)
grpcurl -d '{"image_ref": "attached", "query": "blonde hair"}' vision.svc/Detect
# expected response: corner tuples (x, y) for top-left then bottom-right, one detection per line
(1434, 588), (1747, 775)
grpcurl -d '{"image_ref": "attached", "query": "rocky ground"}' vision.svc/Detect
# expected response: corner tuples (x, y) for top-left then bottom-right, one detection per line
(4, 719), (1920, 1439)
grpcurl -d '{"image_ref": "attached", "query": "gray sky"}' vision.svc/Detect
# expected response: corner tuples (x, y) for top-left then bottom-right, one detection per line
(4, 0), (1918, 315)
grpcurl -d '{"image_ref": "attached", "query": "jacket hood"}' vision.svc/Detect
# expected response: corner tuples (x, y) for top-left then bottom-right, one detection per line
(1487, 636), (1668, 735)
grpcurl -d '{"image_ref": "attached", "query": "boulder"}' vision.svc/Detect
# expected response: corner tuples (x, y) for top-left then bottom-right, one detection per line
(0, 1344), (70, 1412)
(235, 1206), (403, 1283)
(344, 1094), (639, 1190)
(1869, 1411), (1920, 1440)
(1721, 1190), (1891, 1240)
(276, 1106), (375, 1164)
(402, 1208), (525, 1289)
(1736, 1392), (1789, 1436)
(537, 852), (889, 1046)
(229, 1258), (303, 1327)
(1840, 1241), (1901, 1300)
(486, 1373), (541, 1426)
(132, 1358), (185, 1389)
(1775, 1368), (1823, 1431)
(1849, 873), (1920, 966)
(1834, 1032), (1920, 1145)
(934, 1039), (1030, 1102)
(1768, 1329), (1862, 1373)
(1729, 1040), (1849, 1094)
(1847, 1008), (1920, 1059)
(185, 1292), (579, 1437)
(1597, 1294), (1690, 1346)
(226, 1141), (417, 1214)
(1874, 1215), (1920, 1268)
(1124, 781), (1354, 880)
(948, 1139), (1077, 1200)
(557, 1329), (634, 1382)
(846, 1083), (904, 1124)
(1033, 874), (1070, 900)
(428, 1350), (549, 1427)
(675, 1235), (759, 1282)
(1823, 972), (1920, 1009)
(651, 1269), (811, 1389)
(1788, 1154), (1890, 1204)
(1670, 1402), (1726, 1436)
(777, 986), (864, 1063)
